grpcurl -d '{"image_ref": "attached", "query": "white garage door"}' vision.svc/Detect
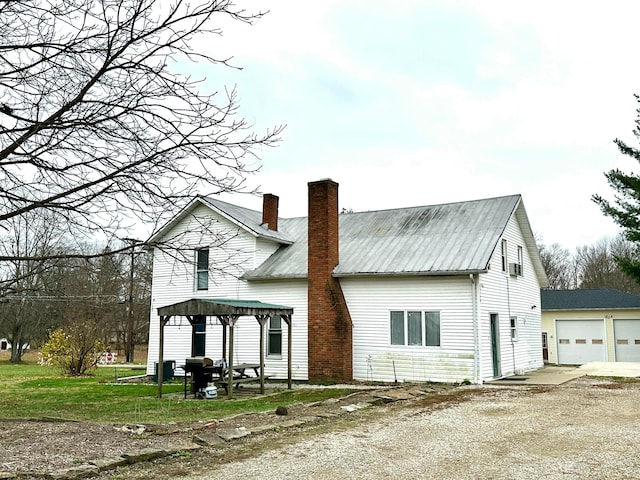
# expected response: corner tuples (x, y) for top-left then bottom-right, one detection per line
(556, 320), (606, 365)
(614, 320), (640, 362)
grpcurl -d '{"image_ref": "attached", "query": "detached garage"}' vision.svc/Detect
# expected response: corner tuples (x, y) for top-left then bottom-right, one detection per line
(541, 289), (640, 365)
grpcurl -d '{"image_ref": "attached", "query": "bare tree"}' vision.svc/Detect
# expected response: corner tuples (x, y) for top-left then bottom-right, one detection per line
(127, 247), (151, 360)
(0, 211), (68, 361)
(116, 241), (151, 362)
(538, 240), (576, 289)
(0, 0), (283, 270)
(576, 236), (640, 294)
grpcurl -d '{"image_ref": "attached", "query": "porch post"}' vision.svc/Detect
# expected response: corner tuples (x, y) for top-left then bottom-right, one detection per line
(157, 315), (171, 398)
(255, 315), (268, 394)
(282, 314), (293, 390)
(222, 322), (227, 362)
(224, 315), (240, 399)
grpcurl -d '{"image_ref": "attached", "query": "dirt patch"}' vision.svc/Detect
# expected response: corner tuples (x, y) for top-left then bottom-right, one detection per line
(0, 383), (456, 477)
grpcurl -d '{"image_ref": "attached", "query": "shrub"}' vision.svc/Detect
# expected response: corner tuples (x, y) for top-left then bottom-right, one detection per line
(40, 322), (106, 376)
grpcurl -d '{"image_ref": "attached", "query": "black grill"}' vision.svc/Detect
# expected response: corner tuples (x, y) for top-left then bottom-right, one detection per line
(181, 357), (223, 398)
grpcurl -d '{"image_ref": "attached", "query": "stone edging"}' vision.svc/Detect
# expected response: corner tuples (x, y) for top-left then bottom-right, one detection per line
(0, 388), (422, 479)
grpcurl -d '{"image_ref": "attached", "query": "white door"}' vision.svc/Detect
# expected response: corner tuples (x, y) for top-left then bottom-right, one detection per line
(614, 319), (640, 362)
(556, 320), (606, 365)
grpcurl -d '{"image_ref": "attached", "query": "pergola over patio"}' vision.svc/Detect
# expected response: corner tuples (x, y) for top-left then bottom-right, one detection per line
(156, 298), (294, 398)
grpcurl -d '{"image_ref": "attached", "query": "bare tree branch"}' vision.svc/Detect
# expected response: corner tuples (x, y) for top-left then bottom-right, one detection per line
(0, 0), (283, 252)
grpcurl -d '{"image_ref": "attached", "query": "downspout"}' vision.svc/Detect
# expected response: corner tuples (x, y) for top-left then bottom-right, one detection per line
(506, 275), (516, 374)
(471, 274), (483, 384)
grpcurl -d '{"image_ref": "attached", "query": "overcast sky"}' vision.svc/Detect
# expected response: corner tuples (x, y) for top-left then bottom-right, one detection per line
(200, 1), (640, 251)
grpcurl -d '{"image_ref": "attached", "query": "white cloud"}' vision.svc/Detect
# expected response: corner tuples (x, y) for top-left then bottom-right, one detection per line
(205, 1), (640, 250)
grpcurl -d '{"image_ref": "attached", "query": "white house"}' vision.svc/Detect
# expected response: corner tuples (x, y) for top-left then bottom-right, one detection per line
(146, 179), (548, 384)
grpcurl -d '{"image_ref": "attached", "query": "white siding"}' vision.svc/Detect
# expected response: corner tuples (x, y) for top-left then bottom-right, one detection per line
(146, 205), (309, 380)
(480, 214), (543, 381)
(255, 238), (282, 267)
(147, 200), (544, 386)
(342, 276), (476, 384)
(233, 280), (308, 379)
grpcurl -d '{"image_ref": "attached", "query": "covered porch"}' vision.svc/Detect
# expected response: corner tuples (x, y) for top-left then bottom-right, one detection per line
(156, 298), (293, 398)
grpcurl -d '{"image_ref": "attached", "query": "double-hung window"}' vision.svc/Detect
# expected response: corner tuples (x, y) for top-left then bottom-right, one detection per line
(196, 249), (209, 291)
(390, 310), (441, 347)
(268, 315), (282, 356)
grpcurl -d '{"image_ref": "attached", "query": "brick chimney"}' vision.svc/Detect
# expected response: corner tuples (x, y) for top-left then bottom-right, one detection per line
(307, 179), (353, 382)
(262, 193), (279, 231)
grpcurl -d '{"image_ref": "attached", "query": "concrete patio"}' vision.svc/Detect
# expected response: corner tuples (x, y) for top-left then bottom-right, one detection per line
(489, 362), (640, 386)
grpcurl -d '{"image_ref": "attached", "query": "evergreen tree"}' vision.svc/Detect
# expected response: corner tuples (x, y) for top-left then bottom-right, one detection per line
(593, 94), (640, 282)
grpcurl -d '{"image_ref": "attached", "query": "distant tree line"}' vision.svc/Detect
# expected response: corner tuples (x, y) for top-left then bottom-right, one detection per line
(0, 1), (280, 369)
(0, 211), (151, 364)
(538, 233), (640, 294)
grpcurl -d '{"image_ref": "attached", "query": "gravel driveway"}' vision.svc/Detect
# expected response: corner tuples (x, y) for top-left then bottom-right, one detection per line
(184, 377), (640, 480)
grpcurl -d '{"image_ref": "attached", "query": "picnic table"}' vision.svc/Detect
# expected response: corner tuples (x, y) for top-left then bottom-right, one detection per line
(180, 359), (265, 398)
(217, 363), (265, 393)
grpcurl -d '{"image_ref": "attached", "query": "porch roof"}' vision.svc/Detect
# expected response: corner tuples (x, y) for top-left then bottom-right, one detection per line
(157, 298), (294, 318)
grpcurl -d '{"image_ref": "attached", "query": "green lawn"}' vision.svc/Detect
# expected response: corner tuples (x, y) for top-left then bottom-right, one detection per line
(0, 361), (355, 424)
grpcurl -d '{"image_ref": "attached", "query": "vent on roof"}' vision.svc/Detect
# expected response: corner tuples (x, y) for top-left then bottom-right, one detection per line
(509, 263), (523, 277)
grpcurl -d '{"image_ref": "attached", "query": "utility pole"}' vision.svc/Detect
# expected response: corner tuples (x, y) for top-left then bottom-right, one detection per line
(123, 238), (139, 363)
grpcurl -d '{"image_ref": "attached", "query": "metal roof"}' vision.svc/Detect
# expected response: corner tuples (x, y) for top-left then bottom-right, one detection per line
(201, 197), (294, 244)
(244, 195), (535, 279)
(157, 298), (294, 317)
(147, 196), (294, 246)
(541, 289), (640, 311)
(152, 192), (547, 284)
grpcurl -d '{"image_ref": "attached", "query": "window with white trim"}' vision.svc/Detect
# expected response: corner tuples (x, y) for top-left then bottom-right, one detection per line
(517, 245), (524, 276)
(510, 316), (518, 341)
(501, 239), (508, 272)
(268, 315), (282, 356)
(196, 249), (209, 291)
(390, 311), (441, 346)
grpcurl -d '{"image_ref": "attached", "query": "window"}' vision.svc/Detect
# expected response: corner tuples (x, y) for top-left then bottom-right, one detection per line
(390, 310), (441, 347)
(425, 312), (441, 346)
(390, 311), (405, 345)
(196, 249), (209, 291)
(407, 311), (422, 345)
(501, 239), (508, 272)
(268, 315), (282, 356)
(510, 316), (518, 341)
(517, 245), (524, 275)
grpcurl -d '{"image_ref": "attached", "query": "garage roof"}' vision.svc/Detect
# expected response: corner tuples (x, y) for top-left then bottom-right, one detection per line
(541, 289), (640, 310)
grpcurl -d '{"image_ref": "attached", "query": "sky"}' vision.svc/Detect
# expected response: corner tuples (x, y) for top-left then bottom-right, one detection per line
(195, 1), (640, 251)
